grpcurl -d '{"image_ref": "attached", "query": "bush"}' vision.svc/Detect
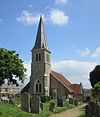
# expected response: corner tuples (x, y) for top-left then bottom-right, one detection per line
(41, 96), (51, 103)
(85, 95), (91, 102)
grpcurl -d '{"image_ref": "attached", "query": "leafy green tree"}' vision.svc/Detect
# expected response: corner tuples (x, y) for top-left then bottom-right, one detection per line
(92, 82), (100, 98)
(89, 65), (100, 88)
(0, 48), (26, 86)
(94, 82), (100, 91)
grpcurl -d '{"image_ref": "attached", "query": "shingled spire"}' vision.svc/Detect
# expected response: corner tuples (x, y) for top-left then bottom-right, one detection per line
(33, 16), (49, 50)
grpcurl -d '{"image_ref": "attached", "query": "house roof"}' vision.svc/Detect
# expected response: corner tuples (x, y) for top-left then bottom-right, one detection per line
(0, 84), (20, 89)
(51, 71), (73, 93)
(21, 82), (30, 93)
(51, 71), (83, 95)
(71, 84), (83, 95)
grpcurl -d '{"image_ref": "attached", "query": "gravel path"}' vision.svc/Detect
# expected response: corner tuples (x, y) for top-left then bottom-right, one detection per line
(50, 104), (85, 117)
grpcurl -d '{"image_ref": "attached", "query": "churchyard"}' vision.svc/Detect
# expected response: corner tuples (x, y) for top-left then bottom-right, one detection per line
(0, 95), (84, 117)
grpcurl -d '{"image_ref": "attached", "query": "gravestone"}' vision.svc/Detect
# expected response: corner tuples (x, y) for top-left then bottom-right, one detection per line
(21, 92), (30, 112)
(57, 96), (63, 107)
(31, 95), (41, 113)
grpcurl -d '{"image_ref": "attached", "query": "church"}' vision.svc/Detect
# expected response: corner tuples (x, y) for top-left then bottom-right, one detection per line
(21, 16), (84, 102)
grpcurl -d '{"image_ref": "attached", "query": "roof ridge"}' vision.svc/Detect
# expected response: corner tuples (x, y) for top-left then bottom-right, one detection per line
(51, 70), (72, 84)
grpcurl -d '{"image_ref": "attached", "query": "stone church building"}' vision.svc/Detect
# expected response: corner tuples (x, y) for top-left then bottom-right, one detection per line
(21, 17), (84, 112)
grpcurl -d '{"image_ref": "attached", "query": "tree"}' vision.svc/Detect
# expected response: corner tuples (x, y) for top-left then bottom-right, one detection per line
(0, 48), (26, 86)
(91, 82), (100, 98)
(94, 82), (100, 91)
(89, 65), (100, 88)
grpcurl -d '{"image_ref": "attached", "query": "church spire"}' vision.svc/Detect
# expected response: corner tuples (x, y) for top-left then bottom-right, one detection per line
(33, 16), (49, 50)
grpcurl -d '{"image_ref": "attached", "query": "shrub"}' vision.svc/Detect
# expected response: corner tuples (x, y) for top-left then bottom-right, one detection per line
(41, 96), (51, 103)
(85, 95), (91, 102)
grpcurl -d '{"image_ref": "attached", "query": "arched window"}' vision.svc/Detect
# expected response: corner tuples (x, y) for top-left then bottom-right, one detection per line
(39, 53), (41, 61)
(36, 53), (41, 62)
(39, 84), (41, 92)
(36, 80), (42, 93)
(36, 84), (38, 93)
(36, 54), (38, 62)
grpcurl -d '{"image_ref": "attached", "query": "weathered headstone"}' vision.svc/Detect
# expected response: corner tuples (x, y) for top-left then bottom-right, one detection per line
(21, 92), (30, 112)
(57, 96), (63, 107)
(31, 95), (41, 113)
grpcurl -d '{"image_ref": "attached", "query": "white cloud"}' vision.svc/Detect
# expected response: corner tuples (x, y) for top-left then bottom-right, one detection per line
(55, 0), (68, 5)
(91, 47), (100, 58)
(23, 61), (31, 85)
(49, 9), (69, 26)
(52, 60), (97, 88)
(76, 47), (91, 57)
(16, 10), (40, 25)
(24, 60), (97, 88)
(16, 9), (69, 26)
(24, 61), (31, 77)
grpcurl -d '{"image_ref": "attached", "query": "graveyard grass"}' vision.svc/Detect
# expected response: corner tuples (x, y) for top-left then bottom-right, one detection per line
(0, 102), (33, 117)
(0, 99), (75, 117)
(34, 100), (75, 117)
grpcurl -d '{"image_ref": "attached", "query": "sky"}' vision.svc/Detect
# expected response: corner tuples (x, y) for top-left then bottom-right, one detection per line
(0, 0), (100, 89)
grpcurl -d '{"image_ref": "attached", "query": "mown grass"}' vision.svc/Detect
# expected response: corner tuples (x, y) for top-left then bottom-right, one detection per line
(0, 102), (33, 117)
(34, 100), (75, 117)
(0, 99), (77, 117)
(34, 101), (51, 117)
(54, 102), (74, 114)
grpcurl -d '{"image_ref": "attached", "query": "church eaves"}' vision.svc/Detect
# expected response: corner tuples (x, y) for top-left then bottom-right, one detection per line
(33, 16), (49, 50)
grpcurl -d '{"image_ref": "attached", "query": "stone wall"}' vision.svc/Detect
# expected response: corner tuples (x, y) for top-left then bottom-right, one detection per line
(50, 75), (69, 98)
(30, 49), (51, 96)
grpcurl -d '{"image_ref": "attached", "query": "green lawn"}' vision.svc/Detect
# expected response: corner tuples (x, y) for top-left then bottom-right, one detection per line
(0, 102), (33, 117)
(0, 100), (76, 117)
(34, 100), (75, 117)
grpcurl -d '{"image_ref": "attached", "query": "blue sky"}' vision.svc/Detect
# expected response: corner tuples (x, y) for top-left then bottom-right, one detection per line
(0, 0), (100, 88)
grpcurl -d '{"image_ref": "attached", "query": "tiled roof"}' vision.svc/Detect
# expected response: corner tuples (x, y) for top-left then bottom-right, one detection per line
(71, 84), (83, 95)
(21, 71), (83, 95)
(51, 71), (83, 95)
(51, 71), (73, 93)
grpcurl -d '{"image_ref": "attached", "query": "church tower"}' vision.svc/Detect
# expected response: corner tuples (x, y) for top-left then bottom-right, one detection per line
(30, 17), (51, 96)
